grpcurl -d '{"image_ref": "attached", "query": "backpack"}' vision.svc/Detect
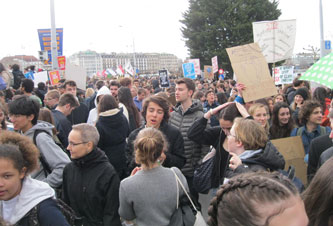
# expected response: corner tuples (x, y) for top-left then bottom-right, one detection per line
(26, 198), (83, 226)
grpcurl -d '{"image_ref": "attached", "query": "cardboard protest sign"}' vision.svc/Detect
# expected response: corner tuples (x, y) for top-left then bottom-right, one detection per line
(182, 63), (196, 79)
(34, 71), (49, 87)
(271, 136), (307, 185)
(64, 64), (87, 90)
(204, 66), (214, 79)
(49, 70), (61, 85)
(226, 43), (277, 102)
(253, 19), (296, 63)
(273, 66), (295, 85)
(211, 56), (218, 73)
(57, 56), (66, 70)
(187, 59), (201, 75)
(159, 69), (170, 88)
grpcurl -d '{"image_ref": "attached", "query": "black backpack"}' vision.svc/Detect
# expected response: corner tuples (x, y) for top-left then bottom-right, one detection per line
(26, 199), (83, 226)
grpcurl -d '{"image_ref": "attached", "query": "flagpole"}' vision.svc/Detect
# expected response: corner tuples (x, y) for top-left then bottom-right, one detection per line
(319, 0), (324, 58)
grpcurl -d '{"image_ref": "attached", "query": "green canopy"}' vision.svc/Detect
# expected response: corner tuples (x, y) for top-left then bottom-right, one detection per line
(300, 52), (333, 89)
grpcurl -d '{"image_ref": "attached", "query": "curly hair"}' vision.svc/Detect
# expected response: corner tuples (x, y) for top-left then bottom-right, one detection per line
(298, 100), (322, 125)
(141, 95), (170, 123)
(208, 172), (299, 226)
(0, 131), (39, 174)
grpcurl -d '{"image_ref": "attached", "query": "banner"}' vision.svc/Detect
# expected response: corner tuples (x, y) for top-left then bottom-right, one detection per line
(159, 69), (170, 88)
(124, 61), (134, 76)
(204, 65), (214, 79)
(49, 70), (61, 85)
(34, 71), (49, 87)
(187, 59), (201, 75)
(212, 56), (218, 73)
(273, 66), (295, 85)
(37, 28), (64, 65)
(57, 56), (66, 70)
(226, 43), (277, 102)
(65, 64), (87, 90)
(116, 65), (124, 75)
(253, 19), (296, 63)
(182, 63), (196, 79)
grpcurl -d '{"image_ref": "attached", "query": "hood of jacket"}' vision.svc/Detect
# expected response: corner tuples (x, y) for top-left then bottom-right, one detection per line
(24, 120), (54, 138)
(242, 141), (285, 170)
(94, 86), (111, 107)
(173, 99), (203, 115)
(72, 148), (110, 168)
(99, 108), (121, 117)
(0, 176), (55, 224)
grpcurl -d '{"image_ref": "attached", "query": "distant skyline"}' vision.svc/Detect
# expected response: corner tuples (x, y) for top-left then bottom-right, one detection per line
(0, 0), (332, 61)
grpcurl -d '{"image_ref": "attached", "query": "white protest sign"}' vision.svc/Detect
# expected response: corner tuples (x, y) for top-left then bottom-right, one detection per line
(64, 64), (87, 90)
(273, 66), (295, 85)
(34, 71), (49, 87)
(253, 19), (296, 63)
(212, 56), (218, 73)
(187, 59), (201, 75)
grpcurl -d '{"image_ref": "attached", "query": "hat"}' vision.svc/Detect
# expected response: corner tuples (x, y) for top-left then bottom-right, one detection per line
(294, 88), (309, 100)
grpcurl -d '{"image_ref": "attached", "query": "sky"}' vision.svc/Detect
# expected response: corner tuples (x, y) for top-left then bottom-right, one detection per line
(0, 0), (332, 61)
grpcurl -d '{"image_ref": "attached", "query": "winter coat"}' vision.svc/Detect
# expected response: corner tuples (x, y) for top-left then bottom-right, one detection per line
(169, 100), (209, 177)
(52, 109), (72, 148)
(126, 122), (186, 170)
(87, 86), (111, 125)
(203, 101), (220, 127)
(187, 116), (229, 188)
(96, 108), (129, 179)
(12, 69), (25, 89)
(24, 121), (71, 188)
(224, 141), (285, 178)
(67, 101), (89, 125)
(62, 148), (122, 226)
(0, 176), (68, 226)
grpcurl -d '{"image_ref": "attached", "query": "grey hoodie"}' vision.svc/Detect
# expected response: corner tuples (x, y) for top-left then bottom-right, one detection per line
(24, 121), (71, 188)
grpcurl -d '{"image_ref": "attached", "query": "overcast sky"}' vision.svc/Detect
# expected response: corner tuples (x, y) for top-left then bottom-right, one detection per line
(1, 0), (332, 61)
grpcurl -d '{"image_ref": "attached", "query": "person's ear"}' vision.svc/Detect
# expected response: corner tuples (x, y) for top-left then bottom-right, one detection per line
(19, 167), (27, 179)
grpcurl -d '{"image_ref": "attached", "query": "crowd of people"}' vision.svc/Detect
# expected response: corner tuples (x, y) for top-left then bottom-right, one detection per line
(0, 62), (332, 226)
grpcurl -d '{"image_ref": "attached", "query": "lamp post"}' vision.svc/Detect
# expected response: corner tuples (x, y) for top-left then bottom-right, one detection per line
(319, 0), (324, 58)
(50, 0), (58, 70)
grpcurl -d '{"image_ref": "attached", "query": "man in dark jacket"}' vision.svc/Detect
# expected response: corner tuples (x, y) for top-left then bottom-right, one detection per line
(64, 80), (89, 125)
(169, 78), (209, 209)
(11, 64), (25, 90)
(63, 123), (122, 226)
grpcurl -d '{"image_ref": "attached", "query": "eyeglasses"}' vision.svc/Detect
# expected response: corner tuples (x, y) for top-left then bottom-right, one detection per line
(68, 141), (88, 147)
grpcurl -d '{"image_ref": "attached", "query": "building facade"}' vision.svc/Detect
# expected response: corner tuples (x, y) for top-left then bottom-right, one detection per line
(68, 50), (103, 77)
(101, 52), (182, 74)
(0, 55), (42, 71)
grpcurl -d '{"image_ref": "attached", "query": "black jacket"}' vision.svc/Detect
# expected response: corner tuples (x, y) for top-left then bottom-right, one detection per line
(187, 116), (229, 188)
(126, 121), (186, 170)
(62, 148), (121, 226)
(67, 102), (89, 125)
(12, 69), (25, 90)
(307, 134), (332, 182)
(224, 141), (285, 178)
(96, 109), (129, 178)
(319, 146), (333, 167)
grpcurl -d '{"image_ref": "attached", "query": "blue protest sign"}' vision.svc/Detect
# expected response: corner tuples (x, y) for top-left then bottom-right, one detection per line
(182, 63), (196, 79)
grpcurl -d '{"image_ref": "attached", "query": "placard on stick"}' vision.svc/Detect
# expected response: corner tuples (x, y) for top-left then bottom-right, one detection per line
(271, 136), (307, 185)
(226, 43), (277, 102)
(204, 66), (214, 79)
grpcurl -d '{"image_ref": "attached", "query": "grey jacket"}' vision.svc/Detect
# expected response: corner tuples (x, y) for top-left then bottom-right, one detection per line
(319, 146), (333, 167)
(24, 121), (71, 188)
(169, 100), (210, 177)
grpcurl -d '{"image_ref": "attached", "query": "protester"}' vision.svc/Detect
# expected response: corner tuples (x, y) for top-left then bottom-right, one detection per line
(291, 100), (331, 163)
(8, 95), (70, 189)
(127, 95), (186, 170)
(20, 79), (42, 107)
(44, 90), (60, 110)
(11, 64), (25, 90)
(0, 103), (7, 130)
(273, 93), (286, 104)
(291, 87), (310, 126)
(96, 94), (129, 180)
(52, 93), (79, 148)
(118, 87), (141, 132)
(0, 131), (69, 225)
(119, 128), (189, 226)
(84, 80), (105, 111)
(63, 123), (122, 226)
(188, 102), (250, 189)
(313, 87), (331, 126)
(269, 102), (295, 139)
(203, 90), (220, 127)
(207, 172), (308, 226)
(248, 103), (270, 134)
(225, 118), (285, 179)
(133, 88), (146, 111)
(86, 86), (111, 125)
(303, 158), (333, 226)
(169, 78), (209, 210)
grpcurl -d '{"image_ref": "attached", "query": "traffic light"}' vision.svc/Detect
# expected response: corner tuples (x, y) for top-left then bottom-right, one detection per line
(38, 51), (48, 61)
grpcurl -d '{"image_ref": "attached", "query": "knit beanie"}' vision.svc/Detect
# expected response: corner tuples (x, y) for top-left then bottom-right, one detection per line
(295, 87), (309, 100)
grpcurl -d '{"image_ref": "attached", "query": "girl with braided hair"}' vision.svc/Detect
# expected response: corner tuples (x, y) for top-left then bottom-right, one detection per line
(208, 172), (309, 226)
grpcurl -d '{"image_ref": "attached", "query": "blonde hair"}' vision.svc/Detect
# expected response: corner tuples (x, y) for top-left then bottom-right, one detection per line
(248, 103), (270, 133)
(134, 128), (168, 169)
(233, 118), (268, 150)
(85, 88), (95, 98)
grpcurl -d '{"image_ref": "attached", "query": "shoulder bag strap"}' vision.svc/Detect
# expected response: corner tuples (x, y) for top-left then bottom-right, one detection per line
(171, 168), (198, 212)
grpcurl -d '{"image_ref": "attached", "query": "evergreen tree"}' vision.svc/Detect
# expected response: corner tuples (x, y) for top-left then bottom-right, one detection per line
(181, 0), (281, 77)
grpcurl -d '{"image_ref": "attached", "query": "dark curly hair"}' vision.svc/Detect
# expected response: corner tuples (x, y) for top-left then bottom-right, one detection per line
(298, 100), (322, 125)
